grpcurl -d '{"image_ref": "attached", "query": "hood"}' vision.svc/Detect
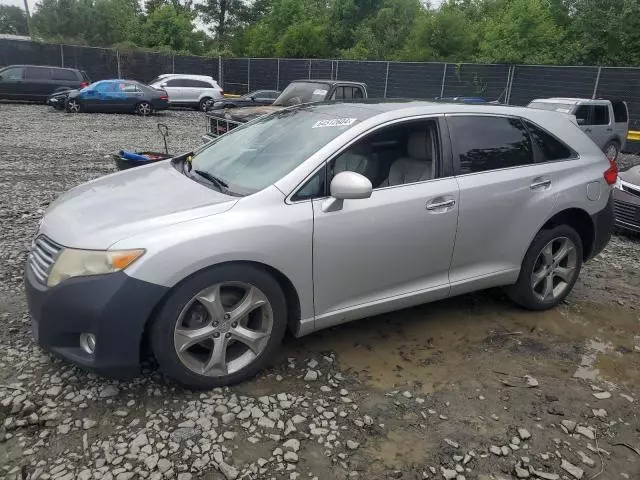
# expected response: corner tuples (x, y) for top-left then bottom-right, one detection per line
(210, 105), (283, 123)
(620, 165), (640, 186)
(40, 161), (237, 249)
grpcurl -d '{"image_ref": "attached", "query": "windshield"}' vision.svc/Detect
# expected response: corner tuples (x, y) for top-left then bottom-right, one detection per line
(273, 82), (331, 106)
(528, 101), (575, 114)
(189, 107), (361, 195)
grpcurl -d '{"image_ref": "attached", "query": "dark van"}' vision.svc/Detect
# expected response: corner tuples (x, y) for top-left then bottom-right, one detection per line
(0, 65), (90, 102)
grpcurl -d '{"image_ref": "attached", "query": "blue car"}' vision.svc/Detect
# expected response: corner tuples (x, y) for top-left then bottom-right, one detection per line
(49, 79), (170, 115)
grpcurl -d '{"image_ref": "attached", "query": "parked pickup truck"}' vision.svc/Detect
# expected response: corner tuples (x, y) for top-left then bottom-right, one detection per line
(527, 97), (629, 161)
(203, 79), (368, 142)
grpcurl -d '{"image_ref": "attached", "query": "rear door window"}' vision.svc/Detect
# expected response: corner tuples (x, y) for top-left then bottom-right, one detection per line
(612, 101), (628, 123)
(524, 121), (574, 162)
(0, 66), (24, 80)
(51, 69), (78, 81)
(593, 105), (610, 125)
(185, 79), (211, 88)
(449, 115), (533, 174)
(26, 67), (52, 80)
(121, 83), (140, 93)
(165, 79), (184, 87)
(574, 105), (591, 125)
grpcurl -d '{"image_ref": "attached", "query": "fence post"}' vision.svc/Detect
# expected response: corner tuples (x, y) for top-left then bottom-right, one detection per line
(276, 58), (280, 90)
(504, 65), (512, 104)
(592, 66), (602, 99)
(506, 65), (516, 104)
(116, 50), (122, 79)
(60, 44), (64, 67)
(330, 60), (334, 80)
(335, 60), (339, 80)
(172, 53), (175, 74)
(440, 63), (447, 98)
(383, 61), (390, 98)
(247, 58), (251, 93)
(218, 56), (223, 88)
(308, 60), (311, 79)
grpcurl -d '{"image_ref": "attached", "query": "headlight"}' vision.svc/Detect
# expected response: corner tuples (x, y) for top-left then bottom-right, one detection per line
(614, 177), (622, 190)
(47, 248), (145, 287)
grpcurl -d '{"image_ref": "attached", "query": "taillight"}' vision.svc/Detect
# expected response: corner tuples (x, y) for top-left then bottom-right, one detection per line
(603, 157), (618, 185)
(160, 96), (168, 101)
(80, 81), (89, 88)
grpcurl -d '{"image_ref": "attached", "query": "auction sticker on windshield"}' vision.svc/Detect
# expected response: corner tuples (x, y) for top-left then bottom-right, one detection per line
(312, 118), (357, 128)
(312, 89), (328, 96)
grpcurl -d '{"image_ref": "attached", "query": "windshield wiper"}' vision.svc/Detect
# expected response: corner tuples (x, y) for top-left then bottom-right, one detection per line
(193, 169), (229, 192)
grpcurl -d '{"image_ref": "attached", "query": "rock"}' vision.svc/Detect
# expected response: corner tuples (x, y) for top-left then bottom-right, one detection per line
(501, 446), (511, 456)
(524, 375), (539, 387)
(402, 391), (412, 398)
(561, 420), (577, 433)
(561, 459), (584, 479)
(221, 413), (236, 424)
(177, 474), (192, 480)
(619, 393), (634, 403)
(116, 474), (135, 480)
(491, 414), (500, 421)
(444, 438), (459, 449)
(77, 469), (91, 480)
(45, 386), (62, 397)
(518, 428), (531, 440)
(346, 440), (359, 450)
(131, 432), (149, 449)
(251, 407), (264, 419)
(283, 439), (300, 452)
(592, 408), (607, 418)
(592, 391), (611, 400)
(307, 359), (319, 369)
(258, 417), (275, 429)
(99, 385), (119, 398)
(292, 415), (306, 424)
(144, 454), (159, 470)
(284, 451), (298, 463)
(441, 467), (457, 480)
(320, 386), (332, 392)
(577, 451), (595, 467)
(515, 466), (529, 478)
(157, 459), (172, 473)
(82, 418), (97, 429)
(531, 471), (559, 480)
(304, 370), (318, 382)
(489, 446), (502, 456)
(178, 420), (195, 428)
(219, 462), (239, 480)
(575, 425), (595, 440)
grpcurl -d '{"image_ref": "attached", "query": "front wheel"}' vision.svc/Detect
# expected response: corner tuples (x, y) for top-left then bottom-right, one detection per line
(506, 225), (583, 310)
(199, 97), (213, 111)
(66, 99), (82, 113)
(150, 264), (287, 389)
(135, 101), (153, 116)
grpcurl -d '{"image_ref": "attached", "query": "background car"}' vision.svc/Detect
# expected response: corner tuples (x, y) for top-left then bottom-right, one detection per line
(208, 90), (280, 110)
(0, 64), (90, 102)
(65, 79), (169, 115)
(528, 97), (629, 160)
(613, 166), (640, 234)
(148, 74), (223, 111)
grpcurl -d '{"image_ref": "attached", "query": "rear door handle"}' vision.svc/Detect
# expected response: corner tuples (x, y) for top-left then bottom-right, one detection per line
(530, 179), (552, 190)
(426, 199), (455, 211)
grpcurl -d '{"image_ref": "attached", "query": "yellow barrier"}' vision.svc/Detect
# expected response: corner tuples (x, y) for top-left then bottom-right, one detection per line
(627, 130), (640, 141)
(223, 94), (242, 98)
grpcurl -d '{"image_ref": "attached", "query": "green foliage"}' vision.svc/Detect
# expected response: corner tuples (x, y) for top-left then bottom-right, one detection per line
(0, 5), (29, 35)
(24, 0), (640, 64)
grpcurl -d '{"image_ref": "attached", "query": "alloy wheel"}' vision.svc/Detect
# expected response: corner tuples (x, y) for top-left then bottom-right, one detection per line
(200, 99), (214, 111)
(137, 102), (152, 115)
(605, 144), (618, 161)
(173, 282), (273, 377)
(530, 236), (578, 302)
(67, 100), (80, 113)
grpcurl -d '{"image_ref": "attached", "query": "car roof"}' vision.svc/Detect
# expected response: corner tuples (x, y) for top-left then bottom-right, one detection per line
(2, 64), (80, 71)
(158, 74), (216, 80)
(532, 97), (610, 104)
(291, 79), (367, 87)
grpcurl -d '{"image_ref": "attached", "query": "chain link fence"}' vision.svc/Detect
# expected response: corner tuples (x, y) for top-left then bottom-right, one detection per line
(2, 39), (640, 129)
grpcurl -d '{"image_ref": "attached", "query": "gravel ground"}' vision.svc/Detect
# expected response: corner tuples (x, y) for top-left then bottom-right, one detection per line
(0, 104), (639, 480)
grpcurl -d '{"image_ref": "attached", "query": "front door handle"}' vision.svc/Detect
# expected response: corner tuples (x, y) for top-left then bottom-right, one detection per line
(530, 179), (552, 190)
(426, 199), (455, 210)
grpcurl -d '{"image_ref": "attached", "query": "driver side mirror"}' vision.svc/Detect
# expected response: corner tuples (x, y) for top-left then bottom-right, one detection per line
(322, 171), (372, 212)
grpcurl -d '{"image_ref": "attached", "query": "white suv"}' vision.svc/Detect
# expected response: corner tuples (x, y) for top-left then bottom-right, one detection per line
(149, 74), (223, 111)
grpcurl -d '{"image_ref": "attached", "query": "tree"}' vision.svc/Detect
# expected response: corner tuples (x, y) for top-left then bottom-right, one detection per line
(135, 4), (207, 54)
(276, 20), (328, 57)
(197, 0), (247, 48)
(477, 0), (565, 64)
(0, 5), (28, 35)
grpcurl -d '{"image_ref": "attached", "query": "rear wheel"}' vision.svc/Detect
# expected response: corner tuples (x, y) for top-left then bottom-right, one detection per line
(506, 225), (583, 310)
(199, 97), (214, 111)
(136, 101), (153, 116)
(150, 264), (287, 389)
(66, 99), (82, 113)
(604, 141), (620, 161)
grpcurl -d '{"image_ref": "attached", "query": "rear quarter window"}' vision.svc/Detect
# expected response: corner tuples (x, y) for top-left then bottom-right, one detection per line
(612, 101), (628, 123)
(593, 105), (610, 125)
(524, 121), (575, 162)
(51, 69), (78, 81)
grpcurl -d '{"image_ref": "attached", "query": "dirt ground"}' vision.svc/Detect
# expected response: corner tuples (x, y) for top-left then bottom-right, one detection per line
(0, 104), (638, 480)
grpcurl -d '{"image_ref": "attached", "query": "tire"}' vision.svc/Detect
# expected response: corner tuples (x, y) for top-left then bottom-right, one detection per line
(135, 101), (153, 116)
(150, 264), (287, 389)
(506, 225), (583, 311)
(603, 140), (620, 161)
(199, 97), (213, 111)
(65, 99), (82, 113)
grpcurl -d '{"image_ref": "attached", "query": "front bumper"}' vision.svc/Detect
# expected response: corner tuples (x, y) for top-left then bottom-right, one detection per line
(589, 193), (614, 259)
(25, 266), (168, 377)
(613, 187), (640, 233)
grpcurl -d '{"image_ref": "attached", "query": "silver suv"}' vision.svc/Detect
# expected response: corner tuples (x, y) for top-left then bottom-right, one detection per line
(25, 101), (615, 388)
(149, 74), (223, 111)
(528, 98), (629, 161)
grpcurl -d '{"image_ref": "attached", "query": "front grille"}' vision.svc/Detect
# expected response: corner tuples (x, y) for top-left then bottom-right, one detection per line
(28, 236), (62, 285)
(207, 114), (242, 138)
(613, 199), (639, 226)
